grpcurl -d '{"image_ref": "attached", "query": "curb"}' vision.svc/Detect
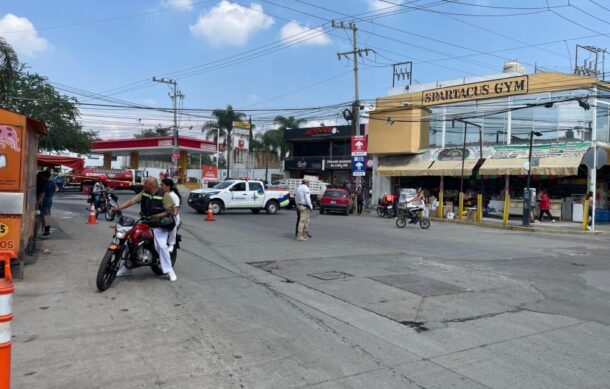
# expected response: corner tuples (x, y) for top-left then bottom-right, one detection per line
(427, 217), (607, 235)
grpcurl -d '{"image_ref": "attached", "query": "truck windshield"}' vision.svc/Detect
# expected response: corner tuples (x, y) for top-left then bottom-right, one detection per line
(213, 181), (235, 190)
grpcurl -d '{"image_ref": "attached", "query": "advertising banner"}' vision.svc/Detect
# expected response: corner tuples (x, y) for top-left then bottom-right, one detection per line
(202, 165), (218, 182)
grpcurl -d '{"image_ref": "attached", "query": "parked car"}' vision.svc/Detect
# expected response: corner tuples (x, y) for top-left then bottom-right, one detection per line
(188, 180), (289, 215)
(319, 189), (354, 215)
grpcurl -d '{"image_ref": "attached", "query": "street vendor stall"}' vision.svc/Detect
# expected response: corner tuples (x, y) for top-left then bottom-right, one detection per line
(0, 108), (48, 278)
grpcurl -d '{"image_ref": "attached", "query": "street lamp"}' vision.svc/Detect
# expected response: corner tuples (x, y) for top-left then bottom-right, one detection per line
(522, 130), (543, 226)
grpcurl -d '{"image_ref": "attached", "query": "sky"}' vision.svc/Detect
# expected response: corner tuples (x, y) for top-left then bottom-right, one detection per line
(1, 0), (610, 139)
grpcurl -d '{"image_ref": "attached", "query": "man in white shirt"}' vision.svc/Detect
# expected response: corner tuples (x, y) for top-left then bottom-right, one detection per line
(295, 178), (313, 241)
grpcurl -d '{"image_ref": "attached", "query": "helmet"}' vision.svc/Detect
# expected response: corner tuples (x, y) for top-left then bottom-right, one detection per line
(99, 174), (108, 184)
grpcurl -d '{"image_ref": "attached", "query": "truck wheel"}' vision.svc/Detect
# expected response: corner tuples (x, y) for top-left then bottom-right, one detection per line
(265, 201), (279, 215)
(211, 200), (223, 215)
(251, 209), (261, 214)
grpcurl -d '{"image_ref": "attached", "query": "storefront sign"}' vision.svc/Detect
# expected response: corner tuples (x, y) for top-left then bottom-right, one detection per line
(200, 143), (217, 152)
(285, 158), (323, 170)
(351, 135), (367, 156)
(284, 125), (363, 140)
(0, 125), (23, 191)
(422, 75), (528, 106)
(352, 156), (366, 176)
(491, 142), (589, 159)
(325, 159), (351, 169)
(202, 165), (218, 181)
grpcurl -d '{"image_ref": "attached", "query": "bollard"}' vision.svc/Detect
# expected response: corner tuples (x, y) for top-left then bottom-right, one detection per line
(0, 251), (15, 389)
(476, 194), (483, 223)
(458, 192), (464, 220)
(437, 191), (444, 218)
(582, 199), (590, 231)
(503, 195), (510, 226)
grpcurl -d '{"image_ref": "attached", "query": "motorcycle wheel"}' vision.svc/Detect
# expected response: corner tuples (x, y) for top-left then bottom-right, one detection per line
(104, 209), (115, 221)
(96, 249), (120, 292)
(419, 219), (431, 229)
(395, 217), (407, 228)
(150, 249), (178, 276)
(376, 207), (384, 217)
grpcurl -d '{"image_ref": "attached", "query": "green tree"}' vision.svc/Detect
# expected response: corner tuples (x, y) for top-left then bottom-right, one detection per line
(273, 115), (305, 161)
(201, 105), (245, 177)
(251, 129), (283, 182)
(134, 127), (170, 138)
(0, 37), (19, 102)
(0, 39), (95, 153)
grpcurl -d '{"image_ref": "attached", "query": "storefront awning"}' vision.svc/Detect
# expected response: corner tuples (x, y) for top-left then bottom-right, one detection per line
(479, 156), (582, 176)
(426, 159), (477, 176)
(377, 160), (433, 176)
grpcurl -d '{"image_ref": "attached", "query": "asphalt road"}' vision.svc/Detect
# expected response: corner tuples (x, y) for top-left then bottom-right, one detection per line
(11, 191), (610, 388)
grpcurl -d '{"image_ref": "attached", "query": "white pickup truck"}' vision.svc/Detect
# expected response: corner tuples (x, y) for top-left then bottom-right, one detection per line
(187, 180), (290, 215)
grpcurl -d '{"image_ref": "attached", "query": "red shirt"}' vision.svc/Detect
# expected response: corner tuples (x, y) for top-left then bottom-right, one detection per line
(539, 194), (550, 210)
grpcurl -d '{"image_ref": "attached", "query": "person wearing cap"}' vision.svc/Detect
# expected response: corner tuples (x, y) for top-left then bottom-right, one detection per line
(295, 178), (313, 241)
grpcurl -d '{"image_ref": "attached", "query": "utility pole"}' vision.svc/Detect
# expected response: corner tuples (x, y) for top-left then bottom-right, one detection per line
(152, 77), (184, 175)
(333, 20), (375, 186)
(333, 21), (375, 137)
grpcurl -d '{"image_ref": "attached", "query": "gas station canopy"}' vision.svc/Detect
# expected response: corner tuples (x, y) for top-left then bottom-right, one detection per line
(91, 135), (217, 154)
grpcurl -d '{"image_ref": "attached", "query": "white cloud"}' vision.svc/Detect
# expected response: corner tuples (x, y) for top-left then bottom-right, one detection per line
(368, 0), (403, 11)
(0, 13), (49, 57)
(280, 21), (330, 46)
(161, 0), (194, 12)
(189, 1), (274, 47)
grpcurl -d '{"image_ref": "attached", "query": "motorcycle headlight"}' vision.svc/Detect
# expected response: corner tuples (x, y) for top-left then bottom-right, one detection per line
(115, 225), (131, 239)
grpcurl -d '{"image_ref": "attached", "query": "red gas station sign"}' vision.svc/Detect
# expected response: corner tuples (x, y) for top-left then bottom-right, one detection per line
(202, 165), (218, 182)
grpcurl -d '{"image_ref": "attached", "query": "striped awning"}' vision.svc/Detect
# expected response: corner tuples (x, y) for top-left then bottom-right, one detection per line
(376, 160), (433, 176)
(479, 156), (582, 176)
(426, 159), (478, 176)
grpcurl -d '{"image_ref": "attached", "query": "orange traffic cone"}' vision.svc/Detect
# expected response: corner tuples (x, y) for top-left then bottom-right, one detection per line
(0, 250), (16, 389)
(86, 203), (98, 224)
(205, 203), (215, 222)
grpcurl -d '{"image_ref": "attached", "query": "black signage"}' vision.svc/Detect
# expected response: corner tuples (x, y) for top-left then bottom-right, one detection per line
(284, 124), (364, 141)
(325, 159), (351, 169)
(284, 158), (323, 170)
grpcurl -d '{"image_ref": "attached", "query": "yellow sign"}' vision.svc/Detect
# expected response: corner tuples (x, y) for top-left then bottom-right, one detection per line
(232, 121), (251, 129)
(0, 223), (8, 238)
(422, 75), (528, 106)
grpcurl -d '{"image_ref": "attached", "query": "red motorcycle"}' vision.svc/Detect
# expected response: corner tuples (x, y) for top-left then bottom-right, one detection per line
(96, 211), (179, 292)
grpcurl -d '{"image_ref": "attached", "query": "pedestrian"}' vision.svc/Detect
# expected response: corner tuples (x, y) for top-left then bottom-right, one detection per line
(114, 177), (178, 281)
(356, 185), (364, 215)
(295, 178), (313, 241)
(585, 191), (594, 230)
(161, 178), (181, 253)
(538, 189), (554, 222)
(39, 170), (56, 236)
(392, 185), (400, 218)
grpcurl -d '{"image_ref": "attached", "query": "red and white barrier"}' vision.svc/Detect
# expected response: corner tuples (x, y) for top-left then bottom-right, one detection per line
(0, 251), (15, 389)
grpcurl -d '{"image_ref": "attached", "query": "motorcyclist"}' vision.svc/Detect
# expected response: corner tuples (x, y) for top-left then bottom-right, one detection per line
(407, 188), (426, 224)
(91, 174), (108, 210)
(113, 177), (178, 281)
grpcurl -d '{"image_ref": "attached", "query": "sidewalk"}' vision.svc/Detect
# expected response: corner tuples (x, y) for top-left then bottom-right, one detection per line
(429, 215), (610, 235)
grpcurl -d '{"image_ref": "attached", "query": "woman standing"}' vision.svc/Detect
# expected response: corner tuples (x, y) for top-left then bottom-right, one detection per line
(161, 178), (181, 252)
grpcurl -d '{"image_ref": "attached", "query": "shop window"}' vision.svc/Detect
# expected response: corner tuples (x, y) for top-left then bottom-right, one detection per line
(293, 141), (330, 157)
(331, 140), (350, 156)
(596, 98), (610, 143)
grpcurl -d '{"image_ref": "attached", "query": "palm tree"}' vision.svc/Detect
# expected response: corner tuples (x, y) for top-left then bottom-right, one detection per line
(0, 37), (20, 101)
(201, 105), (245, 178)
(273, 115), (305, 161)
(250, 130), (283, 183)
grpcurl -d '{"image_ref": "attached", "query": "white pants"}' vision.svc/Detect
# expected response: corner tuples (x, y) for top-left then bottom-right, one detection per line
(153, 227), (173, 274)
(168, 214), (180, 246)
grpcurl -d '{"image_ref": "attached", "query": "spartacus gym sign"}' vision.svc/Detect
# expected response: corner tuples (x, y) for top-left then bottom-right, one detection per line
(422, 75), (528, 106)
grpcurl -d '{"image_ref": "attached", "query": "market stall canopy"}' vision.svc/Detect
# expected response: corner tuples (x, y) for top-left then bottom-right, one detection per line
(479, 156), (582, 176)
(426, 159), (477, 176)
(37, 154), (85, 170)
(377, 160), (433, 176)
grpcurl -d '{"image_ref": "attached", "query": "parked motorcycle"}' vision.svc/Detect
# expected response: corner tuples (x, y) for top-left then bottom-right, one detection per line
(395, 206), (430, 229)
(376, 198), (396, 218)
(96, 211), (179, 292)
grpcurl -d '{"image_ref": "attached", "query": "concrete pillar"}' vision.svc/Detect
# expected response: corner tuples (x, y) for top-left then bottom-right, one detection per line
(179, 150), (188, 183)
(103, 153), (112, 169)
(129, 152), (139, 169)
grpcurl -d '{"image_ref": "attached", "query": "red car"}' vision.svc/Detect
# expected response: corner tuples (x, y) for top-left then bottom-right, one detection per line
(319, 189), (354, 216)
